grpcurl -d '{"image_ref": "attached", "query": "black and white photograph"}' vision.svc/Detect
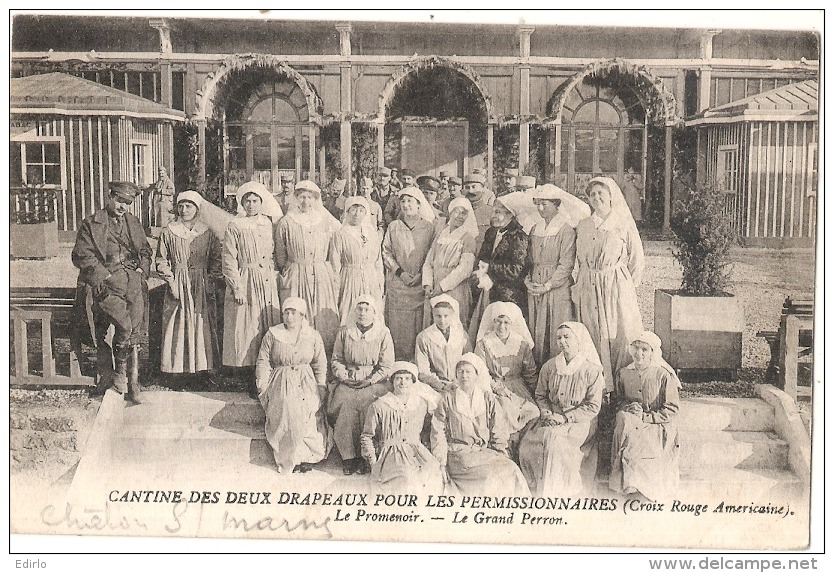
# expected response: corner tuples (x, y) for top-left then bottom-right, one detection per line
(7, 9), (822, 553)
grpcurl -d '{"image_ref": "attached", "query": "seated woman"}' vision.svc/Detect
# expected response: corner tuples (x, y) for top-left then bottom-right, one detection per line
(609, 331), (681, 502)
(329, 296), (395, 475)
(474, 301), (539, 438)
(519, 322), (604, 496)
(255, 297), (330, 474)
(414, 295), (472, 398)
(156, 191), (223, 382)
(360, 361), (445, 495)
(431, 353), (531, 496)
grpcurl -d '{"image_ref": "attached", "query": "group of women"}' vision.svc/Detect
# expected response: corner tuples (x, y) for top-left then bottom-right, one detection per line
(153, 175), (680, 502)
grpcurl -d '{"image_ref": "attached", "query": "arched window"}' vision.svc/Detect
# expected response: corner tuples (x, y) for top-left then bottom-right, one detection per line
(224, 79), (313, 196)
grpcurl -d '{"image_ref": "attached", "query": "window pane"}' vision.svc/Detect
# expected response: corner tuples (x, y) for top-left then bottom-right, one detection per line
(28, 143), (43, 163)
(560, 127), (570, 172)
(597, 101), (621, 126)
(274, 98), (298, 123)
(274, 126), (295, 170)
(248, 99), (273, 123)
(44, 143), (60, 164)
(44, 165), (61, 186)
(573, 103), (596, 125)
(26, 165), (44, 185)
(624, 129), (644, 173)
(10, 144), (23, 187)
(598, 129), (618, 172)
(574, 129), (594, 172)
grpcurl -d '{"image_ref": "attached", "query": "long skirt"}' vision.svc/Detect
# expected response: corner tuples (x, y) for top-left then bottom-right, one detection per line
(373, 441), (445, 495)
(492, 377), (539, 435)
(519, 418), (598, 497)
(328, 381), (391, 460)
(259, 364), (331, 473)
(609, 411), (680, 502)
(446, 445), (531, 496)
(528, 285), (574, 365)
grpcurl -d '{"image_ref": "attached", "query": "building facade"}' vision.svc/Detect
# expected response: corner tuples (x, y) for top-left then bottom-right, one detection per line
(10, 15), (819, 243)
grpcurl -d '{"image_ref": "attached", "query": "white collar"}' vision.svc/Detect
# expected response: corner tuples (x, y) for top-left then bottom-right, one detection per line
(346, 322), (384, 341)
(532, 215), (568, 237)
(553, 352), (589, 376)
(423, 323), (467, 351)
(452, 386), (487, 421)
(482, 331), (522, 358)
(377, 391), (422, 412)
(269, 323), (312, 344)
(167, 219), (208, 239)
(233, 214), (272, 229)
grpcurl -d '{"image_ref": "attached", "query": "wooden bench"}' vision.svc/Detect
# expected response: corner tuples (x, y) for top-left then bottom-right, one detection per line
(756, 296), (813, 401)
(10, 287), (94, 387)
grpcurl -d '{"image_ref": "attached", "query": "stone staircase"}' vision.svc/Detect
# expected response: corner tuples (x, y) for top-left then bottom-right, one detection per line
(674, 397), (804, 502)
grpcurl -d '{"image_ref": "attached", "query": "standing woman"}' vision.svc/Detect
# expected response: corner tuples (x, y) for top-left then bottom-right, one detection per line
(156, 191), (223, 379)
(575, 177), (645, 390)
(255, 297), (330, 474)
(422, 197), (478, 330)
(526, 184), (589, 364)
(275, 180), (342, 353)
(329, 196), (384, 326)
(222, 181), (283, 387)
(381, 186), (437, 360)
(474, 301), (539, 438)
(329, 295), (395, 475)
(610, 331), (681, 502)
(518, 322), (605, 496)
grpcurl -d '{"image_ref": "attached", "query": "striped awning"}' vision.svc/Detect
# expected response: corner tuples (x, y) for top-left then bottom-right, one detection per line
(10, 72), (187, 122)
(686, 79), (818, 126)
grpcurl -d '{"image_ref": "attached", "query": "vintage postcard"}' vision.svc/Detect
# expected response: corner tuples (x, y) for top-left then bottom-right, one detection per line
(8, 10), (821, 552)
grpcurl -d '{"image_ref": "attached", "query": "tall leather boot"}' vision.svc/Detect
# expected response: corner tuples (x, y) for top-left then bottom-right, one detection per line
(126, 345), (143, 404)
(112, 346), (129, 394)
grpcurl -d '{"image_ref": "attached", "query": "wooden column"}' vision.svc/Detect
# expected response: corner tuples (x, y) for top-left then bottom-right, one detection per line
(664, 125), (673, 232)
(197, 119), (207, 189)
(340, 121), (352, 188)
(150, 18), (173, 108)
(318, 137), (326, 185)
(308, 125), (316, 180)
(517, 26), (534, 173)
(519, 122), (530, 173)
(698, 30), (721, 112)
(338, 38), (353, 191)
(487, 124), (494, 186)
(377, 123), (385, 169)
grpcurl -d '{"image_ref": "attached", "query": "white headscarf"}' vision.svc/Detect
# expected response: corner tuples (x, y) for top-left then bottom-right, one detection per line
(236, 180), (284, 222)
(629, 330), (682, 389)
(427, 294), (467, 350)
(476, 301), (534, 358)
(439, 197), (478, 245)
(531, 184), (592, 236)
(495, 192), (539, 234)
(346, 294), (386, 341)
(454, 353), (493, 421)
(341, 195), (379, 243)
(286, 180), (341, 232)
(168, 190), (209, 239)
(398, 186), (436, 223)
(552, 321), (602, 376)
(585, 176), (638, 234)
(390, 361), (419, 381)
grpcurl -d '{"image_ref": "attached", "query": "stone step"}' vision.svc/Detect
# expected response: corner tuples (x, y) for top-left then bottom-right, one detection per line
(10, 403), (94, 433)
(675, 467), (805, 503)
(679, 430), (789, 470)
(678, 398), (775, 432)
(118, 391), (264, 428)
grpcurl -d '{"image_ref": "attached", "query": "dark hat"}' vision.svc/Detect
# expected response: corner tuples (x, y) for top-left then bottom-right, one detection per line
(280, 172), (295, 182)
(515, 175), (537, 189)
(377, 167), (392, 176)
(108, 181), (140, 202)
(502, 168), (520, 178)
(439, 171), (451, 178)
(463, 173), (485, 186)
(448, 176), (463, 186)
(400, 168), (416, 178)
(416, 175), (441, 193)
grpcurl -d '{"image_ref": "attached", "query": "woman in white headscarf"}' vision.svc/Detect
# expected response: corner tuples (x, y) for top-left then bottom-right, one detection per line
(156, 191), (223, 378)
(526, 184), (590, 364)
(415, 294), (472, 398)
(381, 186), (437, 360)
(474, 301), (539, 437)
(329, 195), (384, 326)
(610, 330), (681, 502)
(422, 197), (478, 330)
(575, 177), (645, 391)
(255, 297), (330, 474)
(431, 353), (531, 496)
(222, 181), (282, 381)
(329, 295), (395, 475)
(361, 361), (444, 495)
(518, 321), (605, 496)
(275, 180), (342, 353)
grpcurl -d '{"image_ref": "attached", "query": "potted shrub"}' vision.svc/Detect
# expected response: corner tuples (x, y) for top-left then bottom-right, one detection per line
(654, 183), (744, 379)
(10, 183), (59, 259)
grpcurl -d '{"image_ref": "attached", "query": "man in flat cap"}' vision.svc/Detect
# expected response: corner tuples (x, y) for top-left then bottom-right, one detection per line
(498, 168), (519, 197)
(151, 166), (175, 228)
(514, 175), (537, 193)
(278, 172), (296, 213)
(441, 175), (463, 214)
(324, 177), (347, 219)
(72, 181), (152, 404)
(400, 168), (416, 189)
(417, 175), (445, 224)
(463, 173), (495, 252)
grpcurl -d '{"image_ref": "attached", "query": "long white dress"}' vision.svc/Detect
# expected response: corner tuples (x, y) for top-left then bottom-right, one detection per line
(221, 215), (281, 367)
(255, 323), (330, 473)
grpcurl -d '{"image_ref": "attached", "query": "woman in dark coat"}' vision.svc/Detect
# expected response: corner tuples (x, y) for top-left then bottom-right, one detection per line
(468, 193), (531, 340)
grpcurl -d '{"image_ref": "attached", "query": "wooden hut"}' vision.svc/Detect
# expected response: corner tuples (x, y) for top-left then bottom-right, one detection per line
(10, 72), (186, 236)
(688, 79), (818, 247)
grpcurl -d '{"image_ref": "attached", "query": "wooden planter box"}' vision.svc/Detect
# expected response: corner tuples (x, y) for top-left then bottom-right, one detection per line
(10, 221), (59, 259)
(654, 289), (744, 376)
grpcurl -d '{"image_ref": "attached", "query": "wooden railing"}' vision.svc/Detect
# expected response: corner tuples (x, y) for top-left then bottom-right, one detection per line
(756, 296), (814, 401)
(10, 287), (94, 387)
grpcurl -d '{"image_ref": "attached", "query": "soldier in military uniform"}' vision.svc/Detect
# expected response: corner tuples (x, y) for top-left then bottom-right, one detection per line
(72, 181), (152, 404)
